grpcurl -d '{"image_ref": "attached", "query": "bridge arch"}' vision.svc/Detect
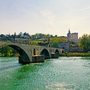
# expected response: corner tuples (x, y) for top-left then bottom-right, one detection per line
(6, 43), (32, 64)
(40, 48), (51, 59)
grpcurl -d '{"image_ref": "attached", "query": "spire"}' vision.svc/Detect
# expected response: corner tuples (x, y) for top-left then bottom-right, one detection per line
(68, 28), (70, 34)
(67, 28), (71, 39)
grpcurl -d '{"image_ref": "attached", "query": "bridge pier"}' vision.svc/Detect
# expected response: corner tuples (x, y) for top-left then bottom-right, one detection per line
(19, 56), (31, 64)
(51, 53), (59, 58)
(32, 55), (45, 63)
(19, 55), (45, 64)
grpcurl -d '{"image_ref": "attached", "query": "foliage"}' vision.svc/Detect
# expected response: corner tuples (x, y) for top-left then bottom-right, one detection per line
(60, 52), (90, 57)
(0, 46), (17, 56)
(50, 37), (67, 43)
(50, 37), (67, 48)
(80, 34), (90, 52)
(51, 41), (59, 48)
(30, 40), (40, 45)
(69, 41), (76, 46)
(31, 33), (53, 40)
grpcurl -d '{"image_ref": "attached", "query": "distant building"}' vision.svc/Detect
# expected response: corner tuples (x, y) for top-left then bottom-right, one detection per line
(15, 38), (29, 44)
(67, 29), (79, 44)
(69, 46), (83, 52)
(58, 42), (69, 52)
(38, 38), (51, 47)
(71, 33), (78, 43)
(67, 30), (71, 41)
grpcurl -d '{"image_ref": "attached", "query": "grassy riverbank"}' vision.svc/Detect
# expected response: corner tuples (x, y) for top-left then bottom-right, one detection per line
(60, 52), (90, 57)
(1, 52), (90, 57)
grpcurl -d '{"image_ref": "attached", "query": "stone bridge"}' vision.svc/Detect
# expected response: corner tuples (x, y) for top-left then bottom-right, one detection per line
(0, 42), (61, 64)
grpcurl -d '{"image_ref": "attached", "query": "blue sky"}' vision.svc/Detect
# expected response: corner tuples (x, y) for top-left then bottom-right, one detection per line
(0, 0), (90, 37)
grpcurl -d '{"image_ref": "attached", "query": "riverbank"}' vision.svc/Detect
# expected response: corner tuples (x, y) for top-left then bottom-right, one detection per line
(1, 52), (90, 57)
(0, 52), (90, 57)
(0, 53), (20, 57)
(60, 52), (90, 57)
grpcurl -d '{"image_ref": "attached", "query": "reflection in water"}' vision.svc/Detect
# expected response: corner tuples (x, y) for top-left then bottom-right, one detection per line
(0, 57), (90, 90)
(15, 64), (36, 81)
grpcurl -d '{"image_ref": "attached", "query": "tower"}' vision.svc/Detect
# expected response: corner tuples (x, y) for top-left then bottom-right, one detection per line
(67, 29), (71, 41)
(67, 28), (78, 44)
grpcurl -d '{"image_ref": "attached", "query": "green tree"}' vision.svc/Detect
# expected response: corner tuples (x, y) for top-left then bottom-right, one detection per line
(50, 37), (67, 43)
(50, 37), (67, 47)
(0, 46), (14, 56)
(80, 34), (90, 52)
(51, 41), (59, 48)
(30, 40), (39, 45)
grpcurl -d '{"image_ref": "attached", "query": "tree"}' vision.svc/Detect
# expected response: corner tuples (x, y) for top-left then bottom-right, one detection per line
(80, 34), (90, 52)
(51, 41), (59, 48)
(50, 37), (67, 48)
(50, 37), (67, 43)
(30, 40), (39, 45)
(0, 46), (12, 56)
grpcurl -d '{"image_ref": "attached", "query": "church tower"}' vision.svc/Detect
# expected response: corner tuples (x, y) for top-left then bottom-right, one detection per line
(67, 28), (71, 41)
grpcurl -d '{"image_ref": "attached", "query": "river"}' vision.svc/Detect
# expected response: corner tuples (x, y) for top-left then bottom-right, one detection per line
(0, 57), (90, 90)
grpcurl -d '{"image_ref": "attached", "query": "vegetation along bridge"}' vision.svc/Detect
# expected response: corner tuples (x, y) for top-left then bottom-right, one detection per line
(0, 42), (61, 64)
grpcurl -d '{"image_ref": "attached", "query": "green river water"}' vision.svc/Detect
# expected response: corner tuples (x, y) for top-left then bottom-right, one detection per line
(0, 57), (90, 90)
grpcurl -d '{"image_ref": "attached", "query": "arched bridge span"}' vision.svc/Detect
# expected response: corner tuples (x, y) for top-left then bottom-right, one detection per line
(6, 43), (32, 64)
(40, 48), (51, 59)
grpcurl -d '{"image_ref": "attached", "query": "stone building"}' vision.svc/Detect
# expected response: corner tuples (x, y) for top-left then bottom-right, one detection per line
(15, 38), (29, 44)
(58, 42), (69, 52)
(67, 29), (79, 44)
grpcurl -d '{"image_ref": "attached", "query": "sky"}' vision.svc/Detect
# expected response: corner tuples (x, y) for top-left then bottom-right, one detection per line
(0, 0), (90, 37)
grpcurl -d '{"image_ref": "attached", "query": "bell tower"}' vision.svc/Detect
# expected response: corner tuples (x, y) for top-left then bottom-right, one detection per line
(67, 28), (71, 41)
